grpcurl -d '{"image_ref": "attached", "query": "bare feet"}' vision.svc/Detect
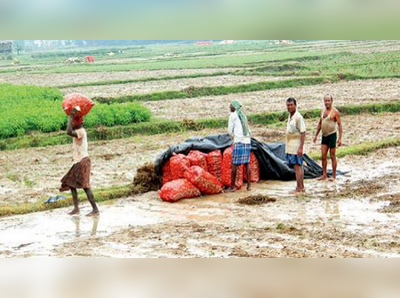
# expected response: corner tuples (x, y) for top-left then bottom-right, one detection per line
(86, 210), (100, 217)
(290, 189), (306, 195)
(68, 209), (80, 216)
(317, 176), (327, 181)
(247, 184), (252, 191)
(225, 187), (236, 193)
(329, 177), (336, 182)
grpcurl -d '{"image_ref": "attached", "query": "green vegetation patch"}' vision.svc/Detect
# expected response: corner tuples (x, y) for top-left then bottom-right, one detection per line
(1, 101), (399, 151)
(0, 84), (152, 139)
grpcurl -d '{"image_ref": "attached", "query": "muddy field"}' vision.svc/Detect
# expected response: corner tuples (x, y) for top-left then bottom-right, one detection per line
(0, 68), (240, 87)
(145, 78), (400, 120)
(0, 112), (399, 207)
(62, 75), (288, 98)
(1, 147), (399, 257)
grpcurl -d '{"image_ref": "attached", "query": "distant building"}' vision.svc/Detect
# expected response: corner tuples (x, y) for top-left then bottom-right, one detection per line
(0, 40), (13, 55)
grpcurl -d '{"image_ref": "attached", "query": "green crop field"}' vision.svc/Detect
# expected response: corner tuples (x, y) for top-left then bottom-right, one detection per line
(0, 84), (151, 139)
(245, 51), (400, 79)
(0, 50), (331, 74)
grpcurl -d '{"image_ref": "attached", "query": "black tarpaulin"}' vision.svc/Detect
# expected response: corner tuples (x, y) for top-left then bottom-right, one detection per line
(155, 134), (326, 181)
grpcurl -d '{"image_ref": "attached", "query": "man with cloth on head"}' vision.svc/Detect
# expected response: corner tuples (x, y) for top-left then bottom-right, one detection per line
(226, 100), (252, 192)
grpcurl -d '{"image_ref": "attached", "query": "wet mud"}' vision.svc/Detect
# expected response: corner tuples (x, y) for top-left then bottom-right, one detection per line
(0, 147), (399, 257)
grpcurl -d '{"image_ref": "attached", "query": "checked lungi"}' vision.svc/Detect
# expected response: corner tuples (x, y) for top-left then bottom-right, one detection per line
(232, 143), (251, 165)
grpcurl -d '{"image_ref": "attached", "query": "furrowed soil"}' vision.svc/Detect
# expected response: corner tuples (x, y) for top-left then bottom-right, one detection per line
(62, 76), (289, 98)
(0, 147), (399, 257)
(0, 69), (240, 87)
(145, 78), (400, 120)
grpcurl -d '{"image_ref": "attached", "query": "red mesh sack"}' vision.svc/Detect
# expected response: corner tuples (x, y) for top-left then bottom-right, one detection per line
(162, 160), (173, 185)
(184, 166), (223, 195)
(62, 93), (95, 117)
(85, 56), (95, 63)
(222, 146), (243, 189)
(170, 153), (190, 180)
(243, 152), (260, 183)
(158, 179), (201, 202)
(187, 150), (208, 172)
(206, 150), (222, 183)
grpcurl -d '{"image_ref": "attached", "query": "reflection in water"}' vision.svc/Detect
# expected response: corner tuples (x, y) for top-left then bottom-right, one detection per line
(71, 216), (100, 238)
(325, 200), (340, 220)
(71, 216), (80, 238)
(297, 200), (307, 222)
(91, 216), (100, 236)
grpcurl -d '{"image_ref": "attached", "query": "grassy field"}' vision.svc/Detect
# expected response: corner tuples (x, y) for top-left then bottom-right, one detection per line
(245, 51), (400, 79)
(7, 51), (330, 74)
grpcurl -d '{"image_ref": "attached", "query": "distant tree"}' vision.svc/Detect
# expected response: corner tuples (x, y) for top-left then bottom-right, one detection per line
(13, 40), (25, 55)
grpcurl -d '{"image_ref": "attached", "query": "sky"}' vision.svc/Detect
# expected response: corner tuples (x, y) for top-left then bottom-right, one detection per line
(0, 0), (399, 38)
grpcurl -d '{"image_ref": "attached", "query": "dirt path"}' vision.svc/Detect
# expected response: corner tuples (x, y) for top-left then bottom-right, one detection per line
(1, 113), (399, 206)
(144, 78), (400, 120)
(62, 76), (289, 98)
(0, 69), (240, 87)
(1, 147), (399, 257)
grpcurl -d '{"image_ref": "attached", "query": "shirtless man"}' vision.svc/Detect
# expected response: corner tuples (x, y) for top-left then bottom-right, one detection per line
(313, 95), (343, 181)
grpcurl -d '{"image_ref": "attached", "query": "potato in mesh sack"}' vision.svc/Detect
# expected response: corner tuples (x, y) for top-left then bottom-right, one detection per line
(170, 153), (190, 180)
(162, 160), (173, 185)
(184, 166), (223, 195)
(206, 150), (223, 183)
(158, 179), (201, 202)
(187, 150), (208, 172)
(243, 152), (260, 183)
(222, 146), (243, 189)
(62, 93), (94, 117)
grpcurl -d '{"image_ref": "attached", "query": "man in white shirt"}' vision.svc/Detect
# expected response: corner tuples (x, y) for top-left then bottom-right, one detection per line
(60, 108), (99, 216)
(285, 98), (306, 194)
(226, 100), (252, 192)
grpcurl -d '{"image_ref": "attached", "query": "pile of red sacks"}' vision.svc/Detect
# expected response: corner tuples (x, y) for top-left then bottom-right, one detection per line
(159, 146), (260, 202)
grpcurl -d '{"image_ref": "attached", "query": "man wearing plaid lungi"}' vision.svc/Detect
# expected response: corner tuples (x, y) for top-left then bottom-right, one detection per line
(226, 100), (252, 192)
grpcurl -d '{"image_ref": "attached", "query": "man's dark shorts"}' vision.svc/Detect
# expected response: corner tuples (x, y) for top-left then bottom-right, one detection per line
(322, 132), (337, 149)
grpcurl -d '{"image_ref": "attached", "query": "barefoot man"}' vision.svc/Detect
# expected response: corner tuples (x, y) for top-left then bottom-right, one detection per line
(285, 98), (306, 193)
(313, 95), (343, 180)
(226, 100), (252, 192)
(60, 108), (99, 216)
